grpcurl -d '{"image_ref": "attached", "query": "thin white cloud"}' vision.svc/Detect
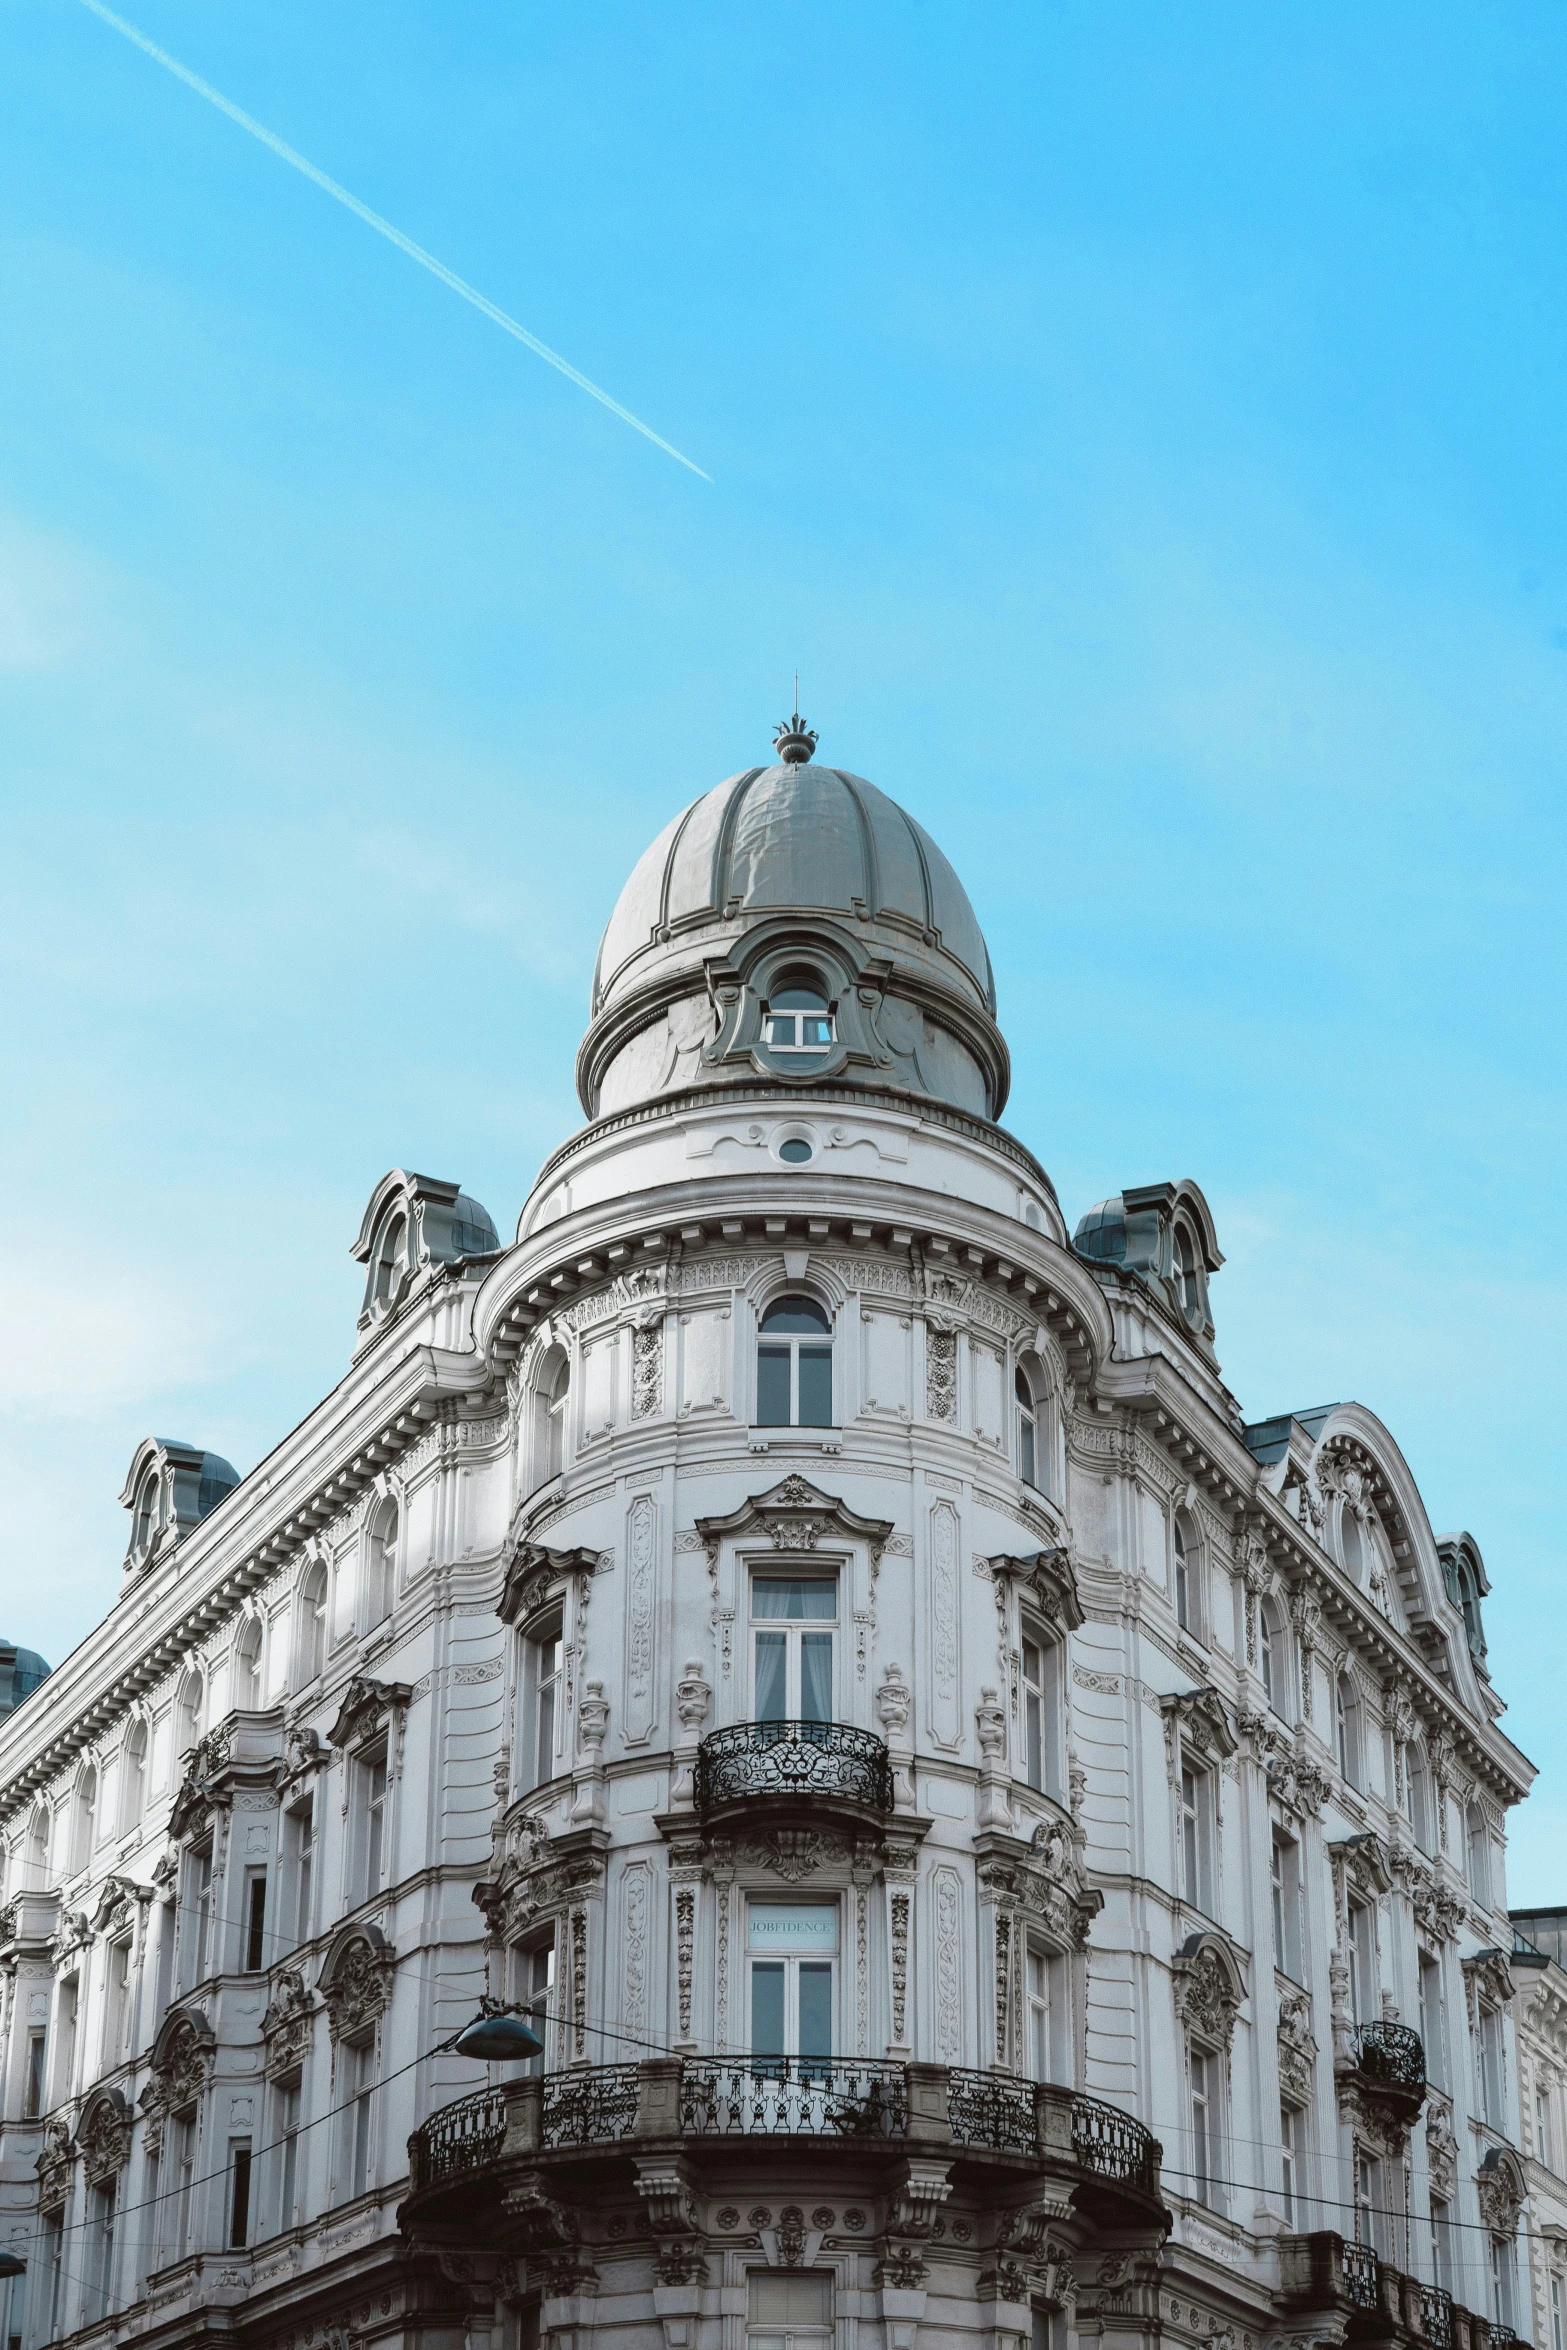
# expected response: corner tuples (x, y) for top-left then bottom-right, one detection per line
(0, 1267), (222, 1418)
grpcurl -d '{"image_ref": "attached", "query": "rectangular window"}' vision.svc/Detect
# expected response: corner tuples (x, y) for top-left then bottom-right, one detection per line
(173, 2114), (196, 2261)
(746, 2269), (833, 2349)
(1179, 1761), (1214, 1915)
(748, 1903), (836, 2070)
(1538, 2085), (1554, 2171)
(277, 2081), (301, 2231)
(1431, 2197), (1453, 2292)
(244, 1872), (268, 1972)
(1347, 1901), (1377, 2025)
(347, 2041), (374, 2199)
(1550, 2271), (1562, 2350)
(23, 2029), (47, 2119)
(286, 1799), (315, 1949)
(751, 1576), (837, 1724)
(1025, 1945), (1066, 2083)
(104, 1938), (132, 2067)
(228, 2140), (252, 2249)
(43, 2208), (64, 2340)
(525, 1624), (563, 1789)
(54, 1977), (78, 2104)
(1271, 1832), (1301, 1981)
(514, 1938), (555, 2077)
(1190, 2048), (1218, 2208)
(1479, 2005), (1505, 2128)
(361, 1753), (389, 1901)
(188, 1844), (214, 1987)
(1419, 1953), (1447, 2090)
(1493, 2238), (1517, 2330)
(1019, 1626), (1061, 1797)
(90, 2178), (116, 2319)
(1357, 2152), (1386, 2258)
(1280, 2103), (1300, 2227)
(142, 2151), (160, 2288)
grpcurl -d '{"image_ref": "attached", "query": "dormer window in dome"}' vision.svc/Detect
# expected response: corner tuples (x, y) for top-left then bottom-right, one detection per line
(763, 974), (836, 1058)
(756, 1295), (834, 1429)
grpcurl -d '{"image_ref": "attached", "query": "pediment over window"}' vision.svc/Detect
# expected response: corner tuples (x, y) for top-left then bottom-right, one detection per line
(326, 1674), (412, 1753)
(1173, 1930), (1248, 2050)
(499, 1541), (603, 1628)
(318, 1924), (395, 2044)
(1159, 1685), (1238, 1768)
(694, 1474), (894, 1561)
(985, 1548), (1084, 1632)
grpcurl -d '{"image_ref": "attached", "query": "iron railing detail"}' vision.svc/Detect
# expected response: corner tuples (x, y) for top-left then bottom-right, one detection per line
(540, 2063), (640, 2149)
(1416, 2284), (1454, 2347)
(1490, 2330), (1519, 2346)
(1072, 2092), (1161, 2193)
(694, 1720), (893, 1816)
(410, 2085), (508, 2191)
(678, 2057), (907, 2138)
(1352, 2020), (1427, 2097)
(1343, 2244), (1381, 2310)
(948, 2067), (1038, 2156)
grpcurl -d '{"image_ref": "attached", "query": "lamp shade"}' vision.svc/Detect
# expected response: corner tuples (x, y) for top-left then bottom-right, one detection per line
(0, 2254), (25, 2278)
(453, 2010), (543, 2062)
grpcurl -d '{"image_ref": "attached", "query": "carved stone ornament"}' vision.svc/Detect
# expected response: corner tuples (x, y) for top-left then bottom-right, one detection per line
(875, 1662), (912, 1737)
(675, 1660), (712, 1733)
(986, 1548), (1086, 1633)
(1174, 1932), (1246, 2053)
(36, 2117), (77, 2207)
(168, 1725), (235, 1839)
(1328, 1832), (1395, 1925)
(1425, 2091), (1459, 2197)
(1160, 1686), (1239, 1785)
(261, 1967), (314, 2077)
(138, 2006), (215, 2153)
(1277, 1986), (1318, 2107)
(498, 1542), (601, 1629)
(282, 1725), (325, 1784)
(1477, 2148), (1525, 2240)
(319, 1926), (395, 2044)
(1239, 1713), (1329, 1819)
(695, 1474), (893, 1564)
(577, 1680), (609, 1754)
(79, 2089), (132, 2185)
(325, 1675), (413, 1754)
(977, 1815), (1104, 1953)
(89, 1874), (151, 1935)
(1463, 1949), (1517, 2022)
(976, 1687), (1007, 1764)
(473, 1816), (603, 1946)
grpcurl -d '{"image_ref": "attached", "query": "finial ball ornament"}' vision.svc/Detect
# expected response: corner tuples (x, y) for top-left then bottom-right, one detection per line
(773, 711), (819, 764)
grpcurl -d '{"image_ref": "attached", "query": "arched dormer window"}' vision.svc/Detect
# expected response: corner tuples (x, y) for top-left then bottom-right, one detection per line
(299, 1560), (329, 1682)
(756, 1295), (833, 1428)
(234, 1618), (263, 1709)
(1015, 1368), (1038, 1488)
(1336, 1671), (1362, 1789)
(762, 974), (835, 1058)
(373, 1213), (408, 1311)
(1174, 1222), (1200, 1319)
(365, 1502), (399, 1629)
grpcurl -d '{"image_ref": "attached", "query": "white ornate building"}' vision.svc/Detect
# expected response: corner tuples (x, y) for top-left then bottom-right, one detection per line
(0, 720), (1539, 2350)
(1504, 1913), (1567, 2350)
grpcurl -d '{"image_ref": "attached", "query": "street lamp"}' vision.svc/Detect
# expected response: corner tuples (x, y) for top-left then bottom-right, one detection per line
(452, 2002), (543, 2062)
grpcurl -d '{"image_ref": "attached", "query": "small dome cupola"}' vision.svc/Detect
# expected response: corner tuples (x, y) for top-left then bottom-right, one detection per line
(351, 1170), (502, 1346)
(579, 722), (1008, 1122)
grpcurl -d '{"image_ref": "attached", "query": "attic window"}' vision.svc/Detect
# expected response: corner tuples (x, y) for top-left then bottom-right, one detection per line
(1174, 1223), (1200, 1318)
(373, 1214), (408, 1308)
(764, 983), (834, 1056)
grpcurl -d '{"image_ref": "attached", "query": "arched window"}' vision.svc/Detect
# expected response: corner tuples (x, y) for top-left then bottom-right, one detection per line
(71, 1769), (97, 1874)
(756, 1296), (833, 1429)
(1468, 1803), (1493, 1907)
(1340, 1506), (1365, 1583)
(1259, 1597), (1285, 1713)
(1174, 1222), (1200, 1318)
(121, 1722), (148, 1832)
(1173, 1517), (1202, 1637)
(299, 1561), (328, 1683)
(365, 1503), (399, 1629)
(1410, 1743), (1434, 1855)
(234, 1618), (263, 1709)
(1015, 1368), (1038, 1489)
(175, 1672), (203, 1759)
(532, 1347), (570, 1483)
(762, 975), (835, 1057)
(134, 1472), (160, 1555)
(372, 1213), (408, 1310)
(1456, 1561), (1486, 1664)
(26, 1806), (49, 1888)
(1336, 1672), (1362, 1789)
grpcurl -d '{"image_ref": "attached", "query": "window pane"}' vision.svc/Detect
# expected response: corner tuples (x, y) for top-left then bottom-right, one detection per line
(751, 1963), (785, 2057)
(800, 1636), (833, 1724)
(749, 2273), (833, 2323)
(760, 1297), (831, 1334)
(1020, 1415), (1036, 1486)
(797, 1347), (833, 1426)
(798, 1965), (833, 2062)
(756, 1347), (791, 1426)
(754, 1634), (787, 1721)
(754, 1579), (836, 1620)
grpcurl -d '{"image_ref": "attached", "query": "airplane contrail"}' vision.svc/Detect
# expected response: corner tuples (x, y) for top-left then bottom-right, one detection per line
(76, 0), (712, 481)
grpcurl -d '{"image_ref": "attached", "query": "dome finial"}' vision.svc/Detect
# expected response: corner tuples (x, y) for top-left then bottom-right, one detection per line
(773, 698), (818, 764)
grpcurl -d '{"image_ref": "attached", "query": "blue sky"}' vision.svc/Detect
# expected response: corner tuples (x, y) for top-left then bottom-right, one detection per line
(2, 3), (1564, 1894)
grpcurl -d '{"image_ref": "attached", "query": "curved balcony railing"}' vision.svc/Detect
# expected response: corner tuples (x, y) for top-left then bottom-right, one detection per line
(679, 2056), (908, 2139)
(1352, 2020), (1426, 2098)
(410, 2084), (508, 2190)
(1417, 2282), (1454, 2348)
(1343, 2243), (1380, 2310)
(949, 2066), (1037, 2155)
(694, 1720), (893, 1816)
(1071, 2090), (1162, 2193)
(945, 2068), (1160, 2195)
(541, 2062), (639, 2149)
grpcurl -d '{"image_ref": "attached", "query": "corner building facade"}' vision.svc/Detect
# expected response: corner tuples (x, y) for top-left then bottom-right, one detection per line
(0, 727), (1538, 2350)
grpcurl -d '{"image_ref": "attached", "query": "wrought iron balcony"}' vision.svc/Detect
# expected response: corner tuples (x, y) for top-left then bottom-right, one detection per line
(678, 2056), (907, 2139)
(693, 1719), (893, 1818)
(1350, 2019), (1427, 2111)
(946, 2067), (1161, 2196)
(541, 2063), (639, 2150)
(1342, 2242), (1380, 2310)
(1417, 2282), (1455, 2347)
(410, 2083), (508, 2191)
(1277, 2233), (1528, 2350)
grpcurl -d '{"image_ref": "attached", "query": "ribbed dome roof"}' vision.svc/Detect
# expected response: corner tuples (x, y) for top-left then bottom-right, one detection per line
(593, 760), (995, 1018)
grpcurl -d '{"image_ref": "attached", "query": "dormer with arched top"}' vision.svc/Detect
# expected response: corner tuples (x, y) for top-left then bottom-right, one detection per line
(119, 1438), (240, 1583)
(350, 1169), (501, 1347)
(1072, 1177), (1225, 1358)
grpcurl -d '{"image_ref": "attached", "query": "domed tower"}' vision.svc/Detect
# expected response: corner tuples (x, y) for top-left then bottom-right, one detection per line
(405, 721), (1168, 2341)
